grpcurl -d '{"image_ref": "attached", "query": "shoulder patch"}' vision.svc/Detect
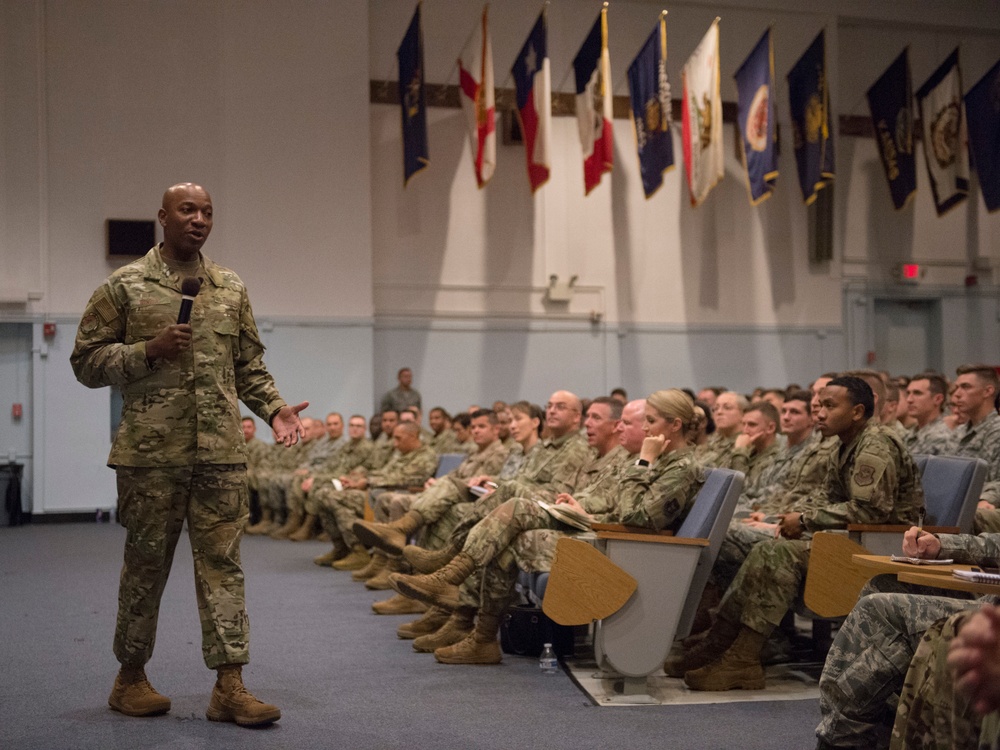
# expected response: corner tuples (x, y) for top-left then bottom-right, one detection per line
(79, 312), (99, 334)
(854, 463), (876, 486)
(93, 293), (119, 324)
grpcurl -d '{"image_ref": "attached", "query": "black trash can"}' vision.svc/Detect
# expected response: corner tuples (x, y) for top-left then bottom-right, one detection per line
(1, 463), (25, 527)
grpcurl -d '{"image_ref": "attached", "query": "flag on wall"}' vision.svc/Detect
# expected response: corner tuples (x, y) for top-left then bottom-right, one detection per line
(787, 30), (834, 205)
(627, 13), (674, 199)
(734, 28), (777, 205)
(964, 59), (1000, 212)
(866, 49), (916, 210)
(573, 7), (613, 195)
(397, 4), (429, 185)
(681, 20), (723, 207)
(916, 49), (968, 215)
(458, 5), (496, 188)
(511, 10), (551, 192)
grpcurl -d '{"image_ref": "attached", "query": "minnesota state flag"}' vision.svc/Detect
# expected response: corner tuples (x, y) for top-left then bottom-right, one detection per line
(866, 49), (916, 210)
(398, 5), (429, 186)
(787, 31), (834, 204)
(627, 14), (674, 199)
(916, 49), (968, 215)
(734, 28), (777, 205)
(963, 59), (1000, 212)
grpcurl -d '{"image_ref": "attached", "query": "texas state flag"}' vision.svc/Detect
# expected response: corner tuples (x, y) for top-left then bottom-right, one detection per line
(458, 5), (496, 188)
(573, 7), (613, 195)
(511, 11), (551, 192)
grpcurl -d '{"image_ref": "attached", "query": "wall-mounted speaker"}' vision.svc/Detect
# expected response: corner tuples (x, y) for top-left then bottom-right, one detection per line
(107, 219), (155, 257)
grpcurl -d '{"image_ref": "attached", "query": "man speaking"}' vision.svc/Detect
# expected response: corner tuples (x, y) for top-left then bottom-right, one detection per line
(71, 183), (306, 728)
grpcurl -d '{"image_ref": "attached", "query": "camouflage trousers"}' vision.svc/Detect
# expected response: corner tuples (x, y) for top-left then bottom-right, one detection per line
(717, 536), (810, 636)
(372, 490), (417, 523)
(890, 608), (980, 750)
(114, 464), (250, 670)
(418, 501), (472, 551)
(410, 479), (466, 524)
(313, 486), (366, 547)
(974, 507), (1000, 534)
(816, 593), (972, 748)
(257, 470), (293, 514)
(285, 475), (310, 517)
(713, 522), (778, 594)
(456, 497), (570, 613)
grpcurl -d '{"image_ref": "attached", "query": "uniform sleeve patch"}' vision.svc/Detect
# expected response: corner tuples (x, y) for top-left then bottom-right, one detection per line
(93, 293), (119, 323)
(854, 464), (877, 486)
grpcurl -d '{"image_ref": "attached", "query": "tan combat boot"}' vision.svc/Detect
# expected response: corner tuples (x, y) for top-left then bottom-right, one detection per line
(108, 665), (171, 717)
(402, 542), (459, 574)
(269, 511), (302, 539)
(351, 551), (385, 582)
(434, 613), (503, 665)
(288, 513), (318, 541)
(313, 538), (348, 567)
(365, 554), (402, 590)
(397, 605), (451, 639)
(206, 664), (281, 727)
(353, 510), (423, 556)
(412, 607), (477, 652)
(664, 614), (740, 678)
(388, 552), (476, 610)
(372, 593), (427, 615)
(683, 626), (767, 691)
(331, 544), (371, 571)
(244, 508), (275, 535)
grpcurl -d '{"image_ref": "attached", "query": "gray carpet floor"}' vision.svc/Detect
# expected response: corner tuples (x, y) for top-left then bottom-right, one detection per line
(0, 523), (821, 749)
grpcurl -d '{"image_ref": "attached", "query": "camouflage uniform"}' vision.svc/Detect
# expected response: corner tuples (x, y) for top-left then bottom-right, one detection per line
(951, 412), (1000, 510)
(362, 434), (396, 473)
(427, 428), (462, 455)
(377, 439), (509, 523)
(458, 446), (702, 614)
(907, 416), (954, 456)
(729, 441), (783, 516)
(755, 433), (839, 516)
(816, 532), (1000, 748)
(71, 245), (287, 669)
(297, 438), (374, 518)
(379, 385), (421, 414)
(717, 422), (924, 641)
(313, 444), (438, 549)
(257, 439), (309, 517)
(244, 436), (270, 494)
(696, 433), (738, 469)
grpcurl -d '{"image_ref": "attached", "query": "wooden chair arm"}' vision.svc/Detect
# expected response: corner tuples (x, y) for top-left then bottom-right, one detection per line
(595, 531), (709, 546)
(590, 522), (674, 536)
(847, 524), (961, 535)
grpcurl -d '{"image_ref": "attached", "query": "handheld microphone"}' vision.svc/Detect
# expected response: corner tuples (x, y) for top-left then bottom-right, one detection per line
(177, 277), (202, 325)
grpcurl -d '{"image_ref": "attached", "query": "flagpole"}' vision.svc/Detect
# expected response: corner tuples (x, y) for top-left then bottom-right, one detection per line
(555, 1), (608, 93)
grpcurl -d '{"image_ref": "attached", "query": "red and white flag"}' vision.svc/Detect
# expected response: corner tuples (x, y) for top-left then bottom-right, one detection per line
(573, 7), (613, 195)
(458, 6), (496, 188)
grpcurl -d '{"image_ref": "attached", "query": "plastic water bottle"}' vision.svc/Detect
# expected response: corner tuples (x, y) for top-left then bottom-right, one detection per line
(539, 643), (558, 674)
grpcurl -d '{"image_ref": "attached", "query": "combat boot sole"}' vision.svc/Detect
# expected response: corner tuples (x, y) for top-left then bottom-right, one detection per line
(397, 607), (451, 638)
(371, 593), (426, 615)
(353, 521), (408, 556)
(434, 637), (502, 665)
(683, 661), (765, 691)
(206, 695), (281, 727)
(389, 573), (461, 611)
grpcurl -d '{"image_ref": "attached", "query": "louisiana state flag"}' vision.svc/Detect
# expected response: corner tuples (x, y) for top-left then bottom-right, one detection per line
(511, 11), (551, 192)
(573, 8), (613, 195)
(866, 49), (916, 210)
(627, 14), (674, 199)
(916, 49), (968, 215)
(734, 28), (777, 205)
(965, 59), (1000, 212)
(787, 31), (834, 204)
(397, 5), (429, 186)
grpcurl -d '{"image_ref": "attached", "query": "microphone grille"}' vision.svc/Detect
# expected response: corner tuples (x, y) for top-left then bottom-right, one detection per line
(180, 276), (202, 297)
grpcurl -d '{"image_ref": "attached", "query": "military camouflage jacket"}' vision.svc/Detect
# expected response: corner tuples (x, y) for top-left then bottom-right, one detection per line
(906, 416), (953, 457)
(428, 429), (462, 455)
(498, 432), (594, 500)
(611, 447), (705, 531)
(949, 412), (1000, 507)
(730, 441), (782, 499)
(315, 438), (375, 481)
(370, 444), (438, 489)
(936, 531), (1000, 566)
(70, 246), (286, 467)
(696, 433), (738, 469)
(797, 422), (924, 531)
(497, 443), (531, 480)
(363, 434), (396, 473)
(755, 433), (838, 516)
(445, 439), (510, 492)
(573, 445), (631, 519)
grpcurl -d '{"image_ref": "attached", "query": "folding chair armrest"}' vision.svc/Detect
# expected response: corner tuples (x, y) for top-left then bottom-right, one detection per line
(591, 522), (674, 537)
(846, 523), (960, 535)
(595, 531), (708, 546)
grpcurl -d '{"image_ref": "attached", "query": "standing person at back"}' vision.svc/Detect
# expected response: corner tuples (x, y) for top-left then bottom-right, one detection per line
(381, 367), (422, 414)
(71, 183), (307, 728)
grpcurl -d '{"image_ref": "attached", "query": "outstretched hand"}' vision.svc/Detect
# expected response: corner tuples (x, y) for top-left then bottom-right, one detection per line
(272, 401), (309, 447)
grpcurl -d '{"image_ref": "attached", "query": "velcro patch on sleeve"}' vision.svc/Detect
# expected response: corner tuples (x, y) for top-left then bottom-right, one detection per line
(93, 293), (119, 324)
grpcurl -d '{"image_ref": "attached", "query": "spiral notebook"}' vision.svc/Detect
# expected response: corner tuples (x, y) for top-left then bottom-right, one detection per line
(952, 570), (1000, 585)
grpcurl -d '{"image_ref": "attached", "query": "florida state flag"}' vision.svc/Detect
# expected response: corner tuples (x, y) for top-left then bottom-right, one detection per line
(458, 5), (496, 188)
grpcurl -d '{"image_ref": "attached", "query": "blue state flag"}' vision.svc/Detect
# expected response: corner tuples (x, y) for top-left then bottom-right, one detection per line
(787, 31), (834, 204)
(734, 28), (777, 205)
(965, 58), (1000, 213)
(397, 5), (429, 186)
(866, 49), (916, 210)
(627, 15), (674, 199)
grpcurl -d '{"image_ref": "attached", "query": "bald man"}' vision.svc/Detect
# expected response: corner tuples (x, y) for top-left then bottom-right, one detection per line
(72, 183), (306, 728)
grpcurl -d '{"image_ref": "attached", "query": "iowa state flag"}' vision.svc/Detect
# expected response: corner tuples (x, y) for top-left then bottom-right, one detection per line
(916, 49), (968, 215)
(573, 8), (613, 195)
(787, 30), (834, 204)
(681, 20), (723, 207)
(866, 49), (916, 210)
(397, 5), (429, 185)
(511, 11), (551, 192)
(627, 14), (674, 199)
(734, 28), (777, 205)
(458, 5), (496, 188)
(965, 59), (1000, 212)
